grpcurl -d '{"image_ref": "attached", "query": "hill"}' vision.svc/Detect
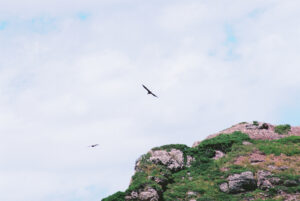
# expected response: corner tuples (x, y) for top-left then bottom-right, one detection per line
(102, 122), (300, 201)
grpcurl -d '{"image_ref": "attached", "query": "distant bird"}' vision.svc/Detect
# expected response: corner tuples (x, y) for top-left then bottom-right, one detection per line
(88, 144), (99, 148)
(142, 85), (158, 97)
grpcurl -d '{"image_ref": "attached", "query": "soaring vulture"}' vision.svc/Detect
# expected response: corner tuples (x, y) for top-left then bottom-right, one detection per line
(142, 85), (158, 97)
(88, 144), (99, 148)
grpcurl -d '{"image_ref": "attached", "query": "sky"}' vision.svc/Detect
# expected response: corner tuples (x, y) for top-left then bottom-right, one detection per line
(0, 0), (300, 200)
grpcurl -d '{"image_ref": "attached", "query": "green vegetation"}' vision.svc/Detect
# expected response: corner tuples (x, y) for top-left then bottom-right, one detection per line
(102, 191), (125, 201)
(195, 131), (252, 153)
(126, 171), (163, 193)
(255, 136), (300, 156)
(162, 132), (254, 201)
(152, 144), (189, 152)
(277, 135), (300, 144)
(253, 121), (259, 126)
(274, 124), (291, 135)
(103, 129), (300, 201)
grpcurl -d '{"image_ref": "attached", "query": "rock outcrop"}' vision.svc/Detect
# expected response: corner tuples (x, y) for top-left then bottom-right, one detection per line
(149, 149), (184, 171)
(220, 171), (257, 193)
(193, 122), (300, 147)
(125, 187), (159, 201)
(257, 170), (274, 190)
(102, 122), (300, 201)
(213, 150), (225, 160)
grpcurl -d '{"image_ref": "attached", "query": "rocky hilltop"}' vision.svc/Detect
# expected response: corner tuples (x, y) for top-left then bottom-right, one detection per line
(102, 122), (300, 201)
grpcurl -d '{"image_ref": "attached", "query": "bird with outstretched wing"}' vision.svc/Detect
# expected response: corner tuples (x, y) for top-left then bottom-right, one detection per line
(88, 144), (99, 148)
(142, 85), (158, 97)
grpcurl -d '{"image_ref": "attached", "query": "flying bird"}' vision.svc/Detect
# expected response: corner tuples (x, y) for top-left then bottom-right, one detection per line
(88, 144), (99, 148)
(142, 85), (158, 97)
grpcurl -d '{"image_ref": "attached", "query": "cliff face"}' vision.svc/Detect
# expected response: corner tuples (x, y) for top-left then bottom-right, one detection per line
(102, 122), (300, 201)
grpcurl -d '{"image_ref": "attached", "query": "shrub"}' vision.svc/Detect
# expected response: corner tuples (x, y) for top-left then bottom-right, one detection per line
(196, 131), (251, 153)
(253, 121), (259, 126)
(152, 144), (189, 152)
(274, 124), (291, 135)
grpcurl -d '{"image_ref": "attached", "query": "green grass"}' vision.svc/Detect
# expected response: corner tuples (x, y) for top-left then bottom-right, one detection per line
(126, 171), (163, 193)
(102, 191), (125, 201)
(277, 136), (300, 144)
(255, 138), (300, 156)
(195, 131), (252, 153)
(152, 144), (189, 152)
(274, 124), (291, 135)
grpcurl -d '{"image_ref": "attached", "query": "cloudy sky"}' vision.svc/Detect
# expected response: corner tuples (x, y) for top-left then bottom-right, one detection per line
(0, 0), (300, 200)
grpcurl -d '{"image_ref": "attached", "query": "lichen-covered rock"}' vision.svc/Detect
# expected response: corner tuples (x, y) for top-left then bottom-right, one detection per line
(257, 170), (273, 190)
(245, 124), (258, 130)
(227, 171), (256, 193)
(134, 156), (143, 172)
(259, 123), (269, 129)
(250, 152), (265, 164)
(139, 187), (159, 201)
(104, 122), (300, 201)
(125, 191), (138, 200)
(186, 191), (197, 197)
(219, 182), (229, 193)
(148, 175), (168, 186)
(269, 177), (281, 185)
(186, 155), (195, 167)
(149, 149), (184, 171)
(125, 188), (159, 201)
(213, 150), (225, 160)
(242, 141), (253, 145)
(284, 180), (298, 187)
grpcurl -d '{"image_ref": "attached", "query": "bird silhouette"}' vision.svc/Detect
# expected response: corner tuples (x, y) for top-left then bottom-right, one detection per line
(88, 144), (99, 148)
(142, 85), (158, 97)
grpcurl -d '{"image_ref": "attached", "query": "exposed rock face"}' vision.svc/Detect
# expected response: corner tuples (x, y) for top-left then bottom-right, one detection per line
(227, 171), (257, 193)
(213, 150), (225, 160)
(186, 191), (197, 197)
(148, 175), (168, 186)
(250, 152), (265, 164)
(134, 156), (143, 172)
(257, 170), (273, 190)
(219, 182), (229, 193)
(242, 141), (252, 145)
(259, 123), (269, 129)
(269, 177), (281, 185)
(104, 122), (300, 201)
(268, 165), (289, 171)
(193, 122), (300, 145)
(139, 188), (159, 201)
(125, 191), (138, 200)
(149, 149), (184, 171)
(284, 180), (298, 187)
(186, 155), (195, 167)
(125, 187), (159, 201)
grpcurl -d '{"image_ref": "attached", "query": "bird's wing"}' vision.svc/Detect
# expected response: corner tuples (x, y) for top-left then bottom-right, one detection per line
(89, 144), (99, 147)
(151, 92), (158, 97)
(142, 85), (151, 93)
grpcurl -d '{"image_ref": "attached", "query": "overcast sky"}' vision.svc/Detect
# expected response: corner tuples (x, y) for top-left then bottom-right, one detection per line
(0, 0), (300, 200)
